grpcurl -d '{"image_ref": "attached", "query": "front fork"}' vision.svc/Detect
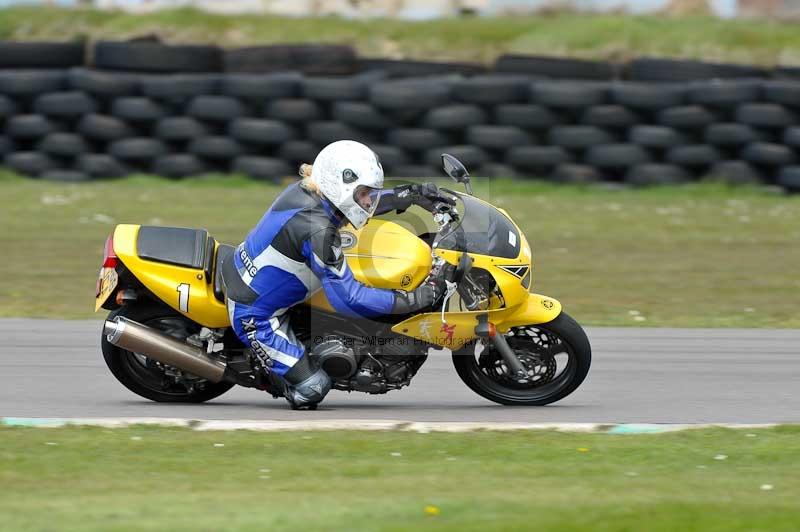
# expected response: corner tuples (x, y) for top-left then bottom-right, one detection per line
(475, 314), (527, 377)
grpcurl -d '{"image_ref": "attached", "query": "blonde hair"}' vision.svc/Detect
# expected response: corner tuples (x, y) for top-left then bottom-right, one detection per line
(298, 163), (322, 196)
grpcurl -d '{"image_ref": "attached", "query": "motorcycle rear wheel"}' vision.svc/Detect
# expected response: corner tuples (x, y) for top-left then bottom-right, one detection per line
(102, 304), (235, 403)
(452, 312), (591, 406)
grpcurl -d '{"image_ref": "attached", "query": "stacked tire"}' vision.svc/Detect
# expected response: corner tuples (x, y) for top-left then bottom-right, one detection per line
(2, 40), (800, 190)
(0, 42), (84, 180)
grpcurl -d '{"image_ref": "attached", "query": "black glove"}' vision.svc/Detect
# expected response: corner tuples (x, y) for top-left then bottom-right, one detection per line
(391, 182), (455, 213)
(391, 282), (439, 314)
(391, 261), (454, 314)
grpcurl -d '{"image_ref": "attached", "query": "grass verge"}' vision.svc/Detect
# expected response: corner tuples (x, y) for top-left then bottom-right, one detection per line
(0, 425), (798, 531)
(1, 6), (800, 65)
(1, 171), (799, 327)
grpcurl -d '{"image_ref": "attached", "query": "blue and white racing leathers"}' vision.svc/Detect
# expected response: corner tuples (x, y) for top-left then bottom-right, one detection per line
(221, 182), (401, 377)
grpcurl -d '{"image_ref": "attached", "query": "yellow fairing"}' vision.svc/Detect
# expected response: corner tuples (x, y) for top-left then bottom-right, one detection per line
(389, 216), (558, 348)
(112, 224), (230, 328)
(427, 193), (533, 311)
(432, 248), (531, 310)
(306, 219), (432, 312)
(390, 293), (562, 349)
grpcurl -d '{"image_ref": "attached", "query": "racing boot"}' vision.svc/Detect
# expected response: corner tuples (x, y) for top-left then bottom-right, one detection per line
(282, 354), (331, 410)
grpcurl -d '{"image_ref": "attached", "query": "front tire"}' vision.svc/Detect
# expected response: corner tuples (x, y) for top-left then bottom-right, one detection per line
(102, 304), (235, 403)
(452, 312), (591, 406)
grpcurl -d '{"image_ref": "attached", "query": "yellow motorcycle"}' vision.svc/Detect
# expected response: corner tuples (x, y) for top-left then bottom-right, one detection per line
(96, 154), (591, 406)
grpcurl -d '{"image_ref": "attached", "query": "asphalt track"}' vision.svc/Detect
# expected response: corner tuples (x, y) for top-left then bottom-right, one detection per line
(1, 319), (798, 423)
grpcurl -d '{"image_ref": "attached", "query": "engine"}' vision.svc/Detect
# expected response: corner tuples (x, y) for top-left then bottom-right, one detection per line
(307, 334), (427, 394)
(310, 337), (359, 379)
(289, 305), (429, 394)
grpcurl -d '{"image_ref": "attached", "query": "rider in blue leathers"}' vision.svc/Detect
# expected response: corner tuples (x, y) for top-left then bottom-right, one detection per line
(221, 140), (443, 409)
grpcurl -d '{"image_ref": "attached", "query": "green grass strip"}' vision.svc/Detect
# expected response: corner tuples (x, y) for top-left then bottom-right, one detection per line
(2, 6), (800, 65)
(2, 171), (799, 327)
(0, 425), (798, 531)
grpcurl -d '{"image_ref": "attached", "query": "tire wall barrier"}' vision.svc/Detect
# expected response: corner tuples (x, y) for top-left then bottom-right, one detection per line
(1, 41), (799, 190)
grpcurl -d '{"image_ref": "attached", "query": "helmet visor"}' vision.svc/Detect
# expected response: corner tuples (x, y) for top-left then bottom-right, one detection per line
(353, 185), (381, 217)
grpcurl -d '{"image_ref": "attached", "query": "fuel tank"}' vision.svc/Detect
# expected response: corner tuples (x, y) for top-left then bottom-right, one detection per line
(305, 219), (432, 312)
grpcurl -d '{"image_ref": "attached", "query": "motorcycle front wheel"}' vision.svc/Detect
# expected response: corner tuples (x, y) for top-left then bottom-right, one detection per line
(452, 312), (591, 406)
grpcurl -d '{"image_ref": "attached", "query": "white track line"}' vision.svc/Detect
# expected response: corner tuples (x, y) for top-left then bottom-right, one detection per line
(0, 417), (780, 433)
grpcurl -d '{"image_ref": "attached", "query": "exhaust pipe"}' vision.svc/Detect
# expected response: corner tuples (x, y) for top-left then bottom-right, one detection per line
(104, 317), (226, 383)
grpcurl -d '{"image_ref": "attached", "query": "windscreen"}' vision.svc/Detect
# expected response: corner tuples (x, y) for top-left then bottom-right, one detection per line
(435, 192), (520, 259)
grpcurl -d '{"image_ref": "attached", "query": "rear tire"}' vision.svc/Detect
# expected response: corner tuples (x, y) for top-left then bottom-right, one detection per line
(452, 312), (591, 406)
(102, 304), (235, 403)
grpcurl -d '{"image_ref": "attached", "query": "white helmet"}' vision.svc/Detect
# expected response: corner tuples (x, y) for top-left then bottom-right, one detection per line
(310, 140), (384, 229)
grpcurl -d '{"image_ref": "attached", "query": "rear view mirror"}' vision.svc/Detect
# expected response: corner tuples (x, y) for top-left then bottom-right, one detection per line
(441, 153), (468, 181)
(441, 153), (473, 195)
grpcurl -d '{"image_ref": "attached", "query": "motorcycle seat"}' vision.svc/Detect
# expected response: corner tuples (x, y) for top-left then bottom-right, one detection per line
(137, 226), (209, 269)
(213, 244), (236, 303)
